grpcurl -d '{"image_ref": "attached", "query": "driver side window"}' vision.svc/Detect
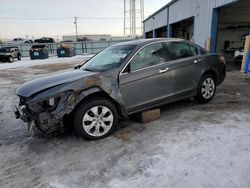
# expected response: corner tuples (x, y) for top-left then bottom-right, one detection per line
(129, 43), (166, 72)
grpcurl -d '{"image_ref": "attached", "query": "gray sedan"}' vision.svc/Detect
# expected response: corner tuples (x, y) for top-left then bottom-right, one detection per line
(15, 38), (226, 140)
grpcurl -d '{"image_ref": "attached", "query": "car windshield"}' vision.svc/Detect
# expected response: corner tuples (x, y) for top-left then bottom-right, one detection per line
(0, 48), (10, 52)
(81, 45), (135, 72)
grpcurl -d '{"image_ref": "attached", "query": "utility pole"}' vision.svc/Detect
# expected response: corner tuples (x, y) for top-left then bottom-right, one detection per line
(124, 0), (126, 37)
(140, 0), (144, 36)
(131, 0), (136, 36)
(74, 17), (78, 41)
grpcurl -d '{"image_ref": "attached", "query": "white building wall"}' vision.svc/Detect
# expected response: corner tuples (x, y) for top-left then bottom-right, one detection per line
(168, 0), (195, 24)
(145, 9), (168, 33)
(144, 0), (238, 47)
(144, 18), (154, 33)
(193, 0), (214, 46)
(193, 0), (238, 46)
(153, 10), (168, 30)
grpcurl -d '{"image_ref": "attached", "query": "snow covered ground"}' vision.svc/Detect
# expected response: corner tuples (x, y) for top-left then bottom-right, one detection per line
(0, 62), (250, 188)
(0, 54), (93, 70)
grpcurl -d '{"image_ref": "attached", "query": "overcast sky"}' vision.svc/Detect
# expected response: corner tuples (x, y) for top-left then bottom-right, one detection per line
(0, 0), (171, 40)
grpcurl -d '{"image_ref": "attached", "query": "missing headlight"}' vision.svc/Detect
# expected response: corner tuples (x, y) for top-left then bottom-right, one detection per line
(49, 98), (55, 106)
(39, 97), (61, 110)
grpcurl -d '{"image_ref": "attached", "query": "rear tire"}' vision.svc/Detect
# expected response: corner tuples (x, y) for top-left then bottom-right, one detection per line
(194, 74), (216, 104)
(17, 54), (21, 60)
(73, 98), (118, 140)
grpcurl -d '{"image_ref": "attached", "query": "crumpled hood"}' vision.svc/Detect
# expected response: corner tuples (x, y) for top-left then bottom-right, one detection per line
(16, 69), (98, 98)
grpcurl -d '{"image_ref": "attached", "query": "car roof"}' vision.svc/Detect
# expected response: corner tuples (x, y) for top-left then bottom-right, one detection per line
(113, 38), (184, 47)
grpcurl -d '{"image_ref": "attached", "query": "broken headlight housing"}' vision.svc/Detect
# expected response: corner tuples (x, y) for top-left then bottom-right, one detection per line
(39, 96), (61, 110)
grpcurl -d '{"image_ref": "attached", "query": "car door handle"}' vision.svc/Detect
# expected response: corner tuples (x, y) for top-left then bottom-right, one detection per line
(159, 68), (169, 74)
(194, 58), (205, 64)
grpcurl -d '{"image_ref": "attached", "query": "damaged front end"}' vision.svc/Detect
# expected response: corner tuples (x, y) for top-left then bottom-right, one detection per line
(13, 70), (99, 136)
(14, 67), (128, 137)
(15, 91), (77, 136)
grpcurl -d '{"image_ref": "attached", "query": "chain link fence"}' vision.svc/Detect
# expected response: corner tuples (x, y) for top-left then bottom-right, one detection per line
(0, 40), (132, 57)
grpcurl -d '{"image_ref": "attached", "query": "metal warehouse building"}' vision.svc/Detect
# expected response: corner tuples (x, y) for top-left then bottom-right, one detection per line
(143, 0), (250, 58)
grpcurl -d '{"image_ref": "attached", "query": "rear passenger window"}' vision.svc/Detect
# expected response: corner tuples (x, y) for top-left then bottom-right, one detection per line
(189, 44), (199, 56)
(166, 42), (191, 60)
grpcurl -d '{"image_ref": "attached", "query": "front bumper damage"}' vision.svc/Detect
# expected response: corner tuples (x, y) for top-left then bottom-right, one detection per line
(14, 70), (128, 136)
(15, 92), (76, 136)
(15, 103), (36, 136)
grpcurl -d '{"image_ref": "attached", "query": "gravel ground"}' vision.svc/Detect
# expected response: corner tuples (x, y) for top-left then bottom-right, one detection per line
(0, 59), (250, 188)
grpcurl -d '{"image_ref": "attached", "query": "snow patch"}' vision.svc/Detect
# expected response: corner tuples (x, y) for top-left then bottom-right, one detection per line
(0, 54), (93, 70)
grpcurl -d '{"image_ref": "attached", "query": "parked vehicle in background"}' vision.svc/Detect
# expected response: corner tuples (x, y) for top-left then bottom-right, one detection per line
(0, 40), (3, 44)
(0, 46), (21, 63)
(5, 38), (25, 45)
(234, 47), (244, 63)
(34, 37), (55, 43)
(29, 45), (49, 60)
(25, 40), (34, 44)
(12, 38), (26, 44)
(15, 38), (226, 140)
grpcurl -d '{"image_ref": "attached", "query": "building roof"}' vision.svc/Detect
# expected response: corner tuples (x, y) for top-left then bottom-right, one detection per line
(143, 0), (177, 23)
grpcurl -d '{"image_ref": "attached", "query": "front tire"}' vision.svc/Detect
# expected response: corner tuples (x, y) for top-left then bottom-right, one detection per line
(8, 56), (14, 63)
(73, 98), (118, 140)
(195, 74), (216, 103)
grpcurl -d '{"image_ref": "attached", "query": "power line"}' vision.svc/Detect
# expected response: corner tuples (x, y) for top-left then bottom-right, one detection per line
(0, 17), (72, 20)
(78, 17), (123, 20)
(0, 16), (124, 20)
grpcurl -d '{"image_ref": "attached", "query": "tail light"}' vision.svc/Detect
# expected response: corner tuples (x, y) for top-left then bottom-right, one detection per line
(219, 55), (226, 64)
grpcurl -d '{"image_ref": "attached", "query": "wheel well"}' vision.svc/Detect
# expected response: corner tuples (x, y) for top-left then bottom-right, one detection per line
(74, 91), (123, 118)
(202, 70), (217, 84)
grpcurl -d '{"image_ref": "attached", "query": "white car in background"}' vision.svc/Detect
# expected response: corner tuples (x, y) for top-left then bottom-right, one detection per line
(6, 38), (26, 45)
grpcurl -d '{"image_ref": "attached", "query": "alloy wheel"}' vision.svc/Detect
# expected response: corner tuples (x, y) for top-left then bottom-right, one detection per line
(82, 105), (114, 137)
(201, 78), (215, 99)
